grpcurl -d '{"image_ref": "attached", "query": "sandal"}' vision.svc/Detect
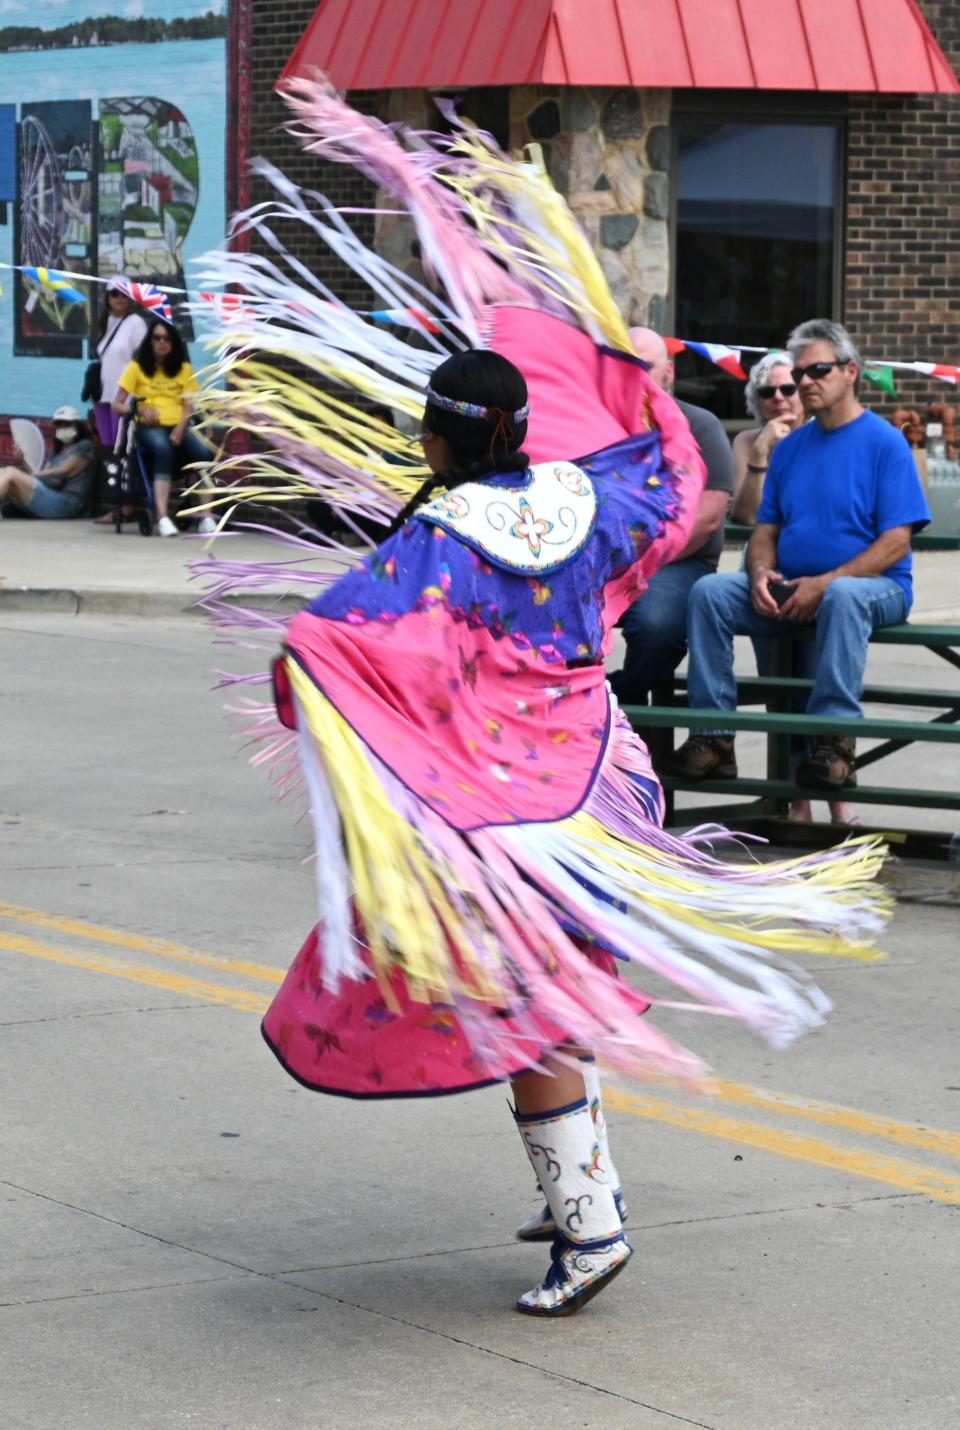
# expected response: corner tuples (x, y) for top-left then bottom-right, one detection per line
(94, 507), (134, 524)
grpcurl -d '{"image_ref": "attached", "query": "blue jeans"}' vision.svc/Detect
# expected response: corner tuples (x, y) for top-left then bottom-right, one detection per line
(686, 571), (908, 735)
(611, 555), (715, 704)
(137, 424), (210, 484)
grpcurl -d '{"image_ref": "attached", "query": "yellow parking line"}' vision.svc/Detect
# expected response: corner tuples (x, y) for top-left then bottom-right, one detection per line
(0, 901), (284, 985)
(5, 903), (960, 1203)
(604, 1088), (960, 1205)
(0, 932), (271, 1015)
(714, 1080), (960, 1162)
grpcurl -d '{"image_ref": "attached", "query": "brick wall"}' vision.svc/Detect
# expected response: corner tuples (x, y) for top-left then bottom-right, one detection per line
(247, 0), (378, 306)
(846, 3), (960, 413)
(246, 0), (959, 418)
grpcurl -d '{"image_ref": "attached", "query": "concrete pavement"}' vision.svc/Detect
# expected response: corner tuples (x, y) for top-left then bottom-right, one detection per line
(0, 518), (344, 617)
(1, 517), (959, 620)
(2, 612), (959, 1430)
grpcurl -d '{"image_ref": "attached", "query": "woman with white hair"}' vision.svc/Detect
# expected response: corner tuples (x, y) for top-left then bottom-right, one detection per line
(731, 351), (805, 523)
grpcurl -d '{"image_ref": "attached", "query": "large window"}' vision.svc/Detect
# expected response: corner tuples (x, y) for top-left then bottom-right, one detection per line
(673, 117), (842, 421)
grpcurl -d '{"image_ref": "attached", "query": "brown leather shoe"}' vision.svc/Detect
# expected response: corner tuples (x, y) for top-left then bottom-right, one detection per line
(669, 735), (737, 779)
(797, 737), (857, 790)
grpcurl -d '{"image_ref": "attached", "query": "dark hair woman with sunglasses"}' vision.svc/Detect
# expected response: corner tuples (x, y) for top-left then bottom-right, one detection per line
(113, 319), (216, 536)
(731, 350), (806, 524)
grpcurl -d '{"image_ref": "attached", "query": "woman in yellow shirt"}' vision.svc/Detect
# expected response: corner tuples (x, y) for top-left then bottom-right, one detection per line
(113, 319), (215, 536)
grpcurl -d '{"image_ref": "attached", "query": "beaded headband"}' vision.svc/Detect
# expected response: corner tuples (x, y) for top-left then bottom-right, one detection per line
(424, 386), (530, 423)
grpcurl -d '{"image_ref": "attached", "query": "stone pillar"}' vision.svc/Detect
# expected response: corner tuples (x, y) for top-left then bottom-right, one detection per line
(376, 86), (673, 330)
(510, 86), (672, 329)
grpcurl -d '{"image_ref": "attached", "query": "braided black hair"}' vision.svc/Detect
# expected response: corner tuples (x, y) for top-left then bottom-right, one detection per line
(386, 351), (529, 537)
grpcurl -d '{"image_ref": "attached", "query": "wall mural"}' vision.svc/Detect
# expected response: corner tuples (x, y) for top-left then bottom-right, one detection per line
(16, 100), (95, 355)
(97, 98), (198, 333)
(0, 1), (226, 415)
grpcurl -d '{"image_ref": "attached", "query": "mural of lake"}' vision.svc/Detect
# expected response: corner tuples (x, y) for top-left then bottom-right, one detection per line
(0, 37), (226, 416)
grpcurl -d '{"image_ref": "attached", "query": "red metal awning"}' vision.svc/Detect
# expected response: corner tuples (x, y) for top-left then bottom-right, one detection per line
(282, 0), (959, 94)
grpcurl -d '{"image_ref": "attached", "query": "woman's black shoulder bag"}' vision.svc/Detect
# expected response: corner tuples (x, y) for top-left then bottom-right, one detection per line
(81, 314), (128, 405)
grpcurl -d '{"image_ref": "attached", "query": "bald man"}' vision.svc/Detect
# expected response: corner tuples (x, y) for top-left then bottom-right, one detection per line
(609, 327), (733, 707)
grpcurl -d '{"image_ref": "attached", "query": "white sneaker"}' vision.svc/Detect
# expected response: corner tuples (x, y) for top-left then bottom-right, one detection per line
(197, 516), (217, 535)
(155, 516), (179, 537)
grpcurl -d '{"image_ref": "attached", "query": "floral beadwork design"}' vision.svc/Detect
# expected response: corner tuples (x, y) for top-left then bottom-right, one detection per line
(311, 430), (684, 670)
(509, 497), (553, 555)
(434, 491), (470, 519)
(417, 460), (597, 574)
(554, 464), (588, 496)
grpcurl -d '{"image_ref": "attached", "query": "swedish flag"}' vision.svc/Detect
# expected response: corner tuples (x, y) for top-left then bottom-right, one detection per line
(22, 266), (86, 305)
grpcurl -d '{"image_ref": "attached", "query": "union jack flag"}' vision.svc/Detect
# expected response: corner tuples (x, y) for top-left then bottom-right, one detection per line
(111, 277), (173, 322)
(199, 290), (255, 324)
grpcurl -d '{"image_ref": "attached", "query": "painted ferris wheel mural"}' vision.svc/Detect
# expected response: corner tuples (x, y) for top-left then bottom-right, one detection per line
(0, 0), (226, 419)
(14, 97), (199, 357)
(18, 115), (67, 269)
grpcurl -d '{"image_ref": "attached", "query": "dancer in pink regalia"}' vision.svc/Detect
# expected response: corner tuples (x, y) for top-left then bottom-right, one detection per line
(194, 81), (889, 1317)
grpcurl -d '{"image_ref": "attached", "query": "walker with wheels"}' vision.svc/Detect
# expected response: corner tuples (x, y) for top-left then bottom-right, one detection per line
(102, 397), (155, 536)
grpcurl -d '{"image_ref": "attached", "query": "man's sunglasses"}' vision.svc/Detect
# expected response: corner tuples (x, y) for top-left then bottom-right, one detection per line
(758, 383), (797, 399)
(791, 361), (844, 383)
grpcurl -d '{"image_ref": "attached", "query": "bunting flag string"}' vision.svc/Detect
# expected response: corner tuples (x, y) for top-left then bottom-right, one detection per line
(862, 366), (897, 395)
(667, 339), (960, 392)
(367, 306), (443, 334)
(0, 260), (187, 299)
(1, 257), (956, 389)
(910, 362), (960, 384)
(675, 340), (748, 380)
(198, 290), (255, 324)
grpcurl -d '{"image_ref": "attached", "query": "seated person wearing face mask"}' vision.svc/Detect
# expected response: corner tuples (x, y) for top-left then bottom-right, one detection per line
(0, 407), (96, 519)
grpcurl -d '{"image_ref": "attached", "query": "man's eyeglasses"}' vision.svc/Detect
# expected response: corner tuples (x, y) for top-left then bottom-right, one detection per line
(758, 383), (797, 399)
(791, 361), (844, 383)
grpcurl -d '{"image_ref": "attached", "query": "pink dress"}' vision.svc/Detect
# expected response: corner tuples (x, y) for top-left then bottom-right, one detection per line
(262, 310), (713, 1097)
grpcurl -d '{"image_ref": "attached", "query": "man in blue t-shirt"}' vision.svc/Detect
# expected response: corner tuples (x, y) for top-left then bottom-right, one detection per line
(671, 319), (930, 791)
